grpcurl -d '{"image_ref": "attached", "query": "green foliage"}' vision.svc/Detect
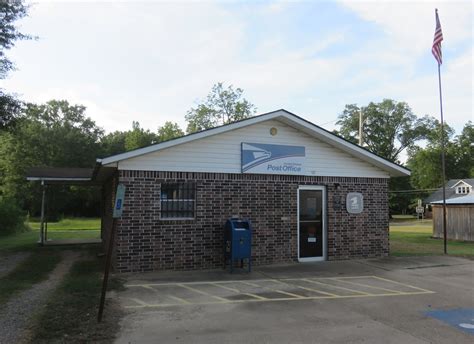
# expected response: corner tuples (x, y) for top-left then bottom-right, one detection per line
(157, 121), (184, 142)
(408, 121), (473, 189)
(100, 130), (127, 157)
(99, 120), (184, 158)
(0, 100), (103, 216)
(185, 82), (256, 133)
(0, 1), (32, 129)
(124, 121), (157, 151)
(336, 99), (433, 163)
(388, 176), (421, 215)
(0, 197), (26, 235)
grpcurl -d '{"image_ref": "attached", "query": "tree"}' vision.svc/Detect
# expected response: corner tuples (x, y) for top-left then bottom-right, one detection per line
(336, 99), (433, 163)
(408, 121), (473, 189)
(0, 100), (104, 216)
(157, 121), (184, 142)
(100, 130), (127, 157)
(124, 121), (157, 151)
(0, 1), (32, 129)
(185, 82), (256, 133)
(453, 121), (474, 178)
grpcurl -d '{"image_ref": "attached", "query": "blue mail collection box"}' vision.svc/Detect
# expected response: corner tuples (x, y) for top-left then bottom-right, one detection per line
(224, 218), (252, 273)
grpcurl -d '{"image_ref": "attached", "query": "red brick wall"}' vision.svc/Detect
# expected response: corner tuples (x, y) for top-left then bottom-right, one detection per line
(114, 170), (389, 273)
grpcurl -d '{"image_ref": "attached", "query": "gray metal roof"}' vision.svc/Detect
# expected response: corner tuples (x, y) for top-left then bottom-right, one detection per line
(425, 179), (474, 203)
(26, 166), (116, 185)
(431, 193), (474, 205)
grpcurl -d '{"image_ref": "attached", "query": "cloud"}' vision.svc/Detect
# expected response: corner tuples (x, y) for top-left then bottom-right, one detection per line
(3, 0), (472, 137)
(339, 0), (473, 56)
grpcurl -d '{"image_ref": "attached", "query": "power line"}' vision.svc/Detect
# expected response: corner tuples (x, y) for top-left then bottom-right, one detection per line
(389, 188), (438, 193)
(319, 118), (339, 126)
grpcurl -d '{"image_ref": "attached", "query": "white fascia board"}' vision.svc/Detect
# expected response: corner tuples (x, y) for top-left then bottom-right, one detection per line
(99, 111), (283, 165)
(277, 114), (410, 177)
(451, 180), (471, 188)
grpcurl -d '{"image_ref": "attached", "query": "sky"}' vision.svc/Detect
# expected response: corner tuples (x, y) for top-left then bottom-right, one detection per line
(2, 0), (472, 135)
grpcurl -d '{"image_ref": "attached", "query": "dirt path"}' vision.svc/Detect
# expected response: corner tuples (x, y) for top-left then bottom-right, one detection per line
(0, 252), (31, 279)
(0, 250), (80, 344)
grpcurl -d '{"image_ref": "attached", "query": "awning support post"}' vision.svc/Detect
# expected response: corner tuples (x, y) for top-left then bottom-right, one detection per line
(39, 180), (46, 246)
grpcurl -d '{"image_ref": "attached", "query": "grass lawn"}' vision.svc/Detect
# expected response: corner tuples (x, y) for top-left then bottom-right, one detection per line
(28, 217), (101, 231)
(390, 219), (474, 257)
(0, 218), (101, 252)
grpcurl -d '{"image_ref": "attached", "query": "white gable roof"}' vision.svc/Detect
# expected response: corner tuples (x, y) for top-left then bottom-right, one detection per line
(98, 109), (410, 177)
(451, 180), (473, 188)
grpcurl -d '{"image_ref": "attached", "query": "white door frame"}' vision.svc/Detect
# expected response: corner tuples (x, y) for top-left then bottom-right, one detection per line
(297, 185), (327, 262)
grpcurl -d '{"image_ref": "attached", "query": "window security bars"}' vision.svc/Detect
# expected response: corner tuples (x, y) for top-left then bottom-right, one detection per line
(160, 182), (196, 219)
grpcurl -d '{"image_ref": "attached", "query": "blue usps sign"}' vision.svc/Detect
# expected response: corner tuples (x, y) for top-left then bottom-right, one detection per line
(113, 184), (126, 218)
(426, 308), (474, 335)
(241, 142), (305, 175)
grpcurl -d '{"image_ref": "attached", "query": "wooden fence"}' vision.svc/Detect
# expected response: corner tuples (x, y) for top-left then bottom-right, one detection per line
(432, 204), (473, 241)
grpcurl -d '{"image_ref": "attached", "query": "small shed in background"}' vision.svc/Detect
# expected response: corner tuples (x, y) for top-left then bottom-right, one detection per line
(431, 194), (474, 242)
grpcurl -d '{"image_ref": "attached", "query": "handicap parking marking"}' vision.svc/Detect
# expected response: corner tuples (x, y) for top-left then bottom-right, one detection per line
(122, 275), (435, 309)
(426, 308), (474, 335)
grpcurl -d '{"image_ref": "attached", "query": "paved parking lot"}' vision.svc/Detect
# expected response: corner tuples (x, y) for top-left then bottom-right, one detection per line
(122, 275), (434, 309)
(114, 256), (474, 344)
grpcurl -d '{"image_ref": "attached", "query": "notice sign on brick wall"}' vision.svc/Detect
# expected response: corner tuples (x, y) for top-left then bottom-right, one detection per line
(241, 142), (305, 175)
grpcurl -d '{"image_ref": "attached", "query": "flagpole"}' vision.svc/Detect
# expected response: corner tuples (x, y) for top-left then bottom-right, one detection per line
(437, 61), (448, 255)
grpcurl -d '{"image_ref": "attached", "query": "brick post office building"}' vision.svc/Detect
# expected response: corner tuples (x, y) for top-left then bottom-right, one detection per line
(96, 109), (410, 273)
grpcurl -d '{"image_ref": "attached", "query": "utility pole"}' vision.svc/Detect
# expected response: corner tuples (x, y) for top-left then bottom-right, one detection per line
(358, 109), (363, 146)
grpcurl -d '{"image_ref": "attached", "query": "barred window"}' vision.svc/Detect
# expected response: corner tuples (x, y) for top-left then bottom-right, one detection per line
(160, 182), (196, 219)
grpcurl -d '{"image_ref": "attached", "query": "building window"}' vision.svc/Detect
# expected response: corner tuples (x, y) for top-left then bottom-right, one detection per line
(456, 186), (470, 194)
(160, 182), (196, 219)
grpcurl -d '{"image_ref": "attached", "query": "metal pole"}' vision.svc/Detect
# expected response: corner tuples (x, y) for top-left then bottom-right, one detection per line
(359, 109), (363, 146)
(437, 62), (448, 254)
(39, 181), (46, 246)
(98, 217), (116, 322)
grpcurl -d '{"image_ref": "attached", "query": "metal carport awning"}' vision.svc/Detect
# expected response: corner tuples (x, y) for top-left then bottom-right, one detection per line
(26, 165), (117, 245)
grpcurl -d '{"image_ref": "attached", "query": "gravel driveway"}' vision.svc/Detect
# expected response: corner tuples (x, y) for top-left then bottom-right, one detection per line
(0, 252), (31, 279)
(0, 251), (79, 344)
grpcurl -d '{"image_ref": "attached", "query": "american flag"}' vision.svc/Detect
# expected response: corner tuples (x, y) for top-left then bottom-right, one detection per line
(432, 9), (443, 65)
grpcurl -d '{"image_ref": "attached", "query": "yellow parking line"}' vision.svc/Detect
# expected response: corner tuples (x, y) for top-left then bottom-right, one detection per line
(303, 278), (373, 296)
(178, 283), (228, 302)
(122, 289), (435, 309)
(140, 285), (191, 304)
(372, 276), (434, 293)
(211, 282), (268, 300)
(125, 279), (275, 288)
(273, 279), (340, 297)
(241, 281), (305, 299)
(128, 297), (150, 307)
(167, 295), (191, 304)
(333, 278), (404, 294)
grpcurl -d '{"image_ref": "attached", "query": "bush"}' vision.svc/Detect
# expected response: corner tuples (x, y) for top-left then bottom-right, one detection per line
(0, 197), (27, 235)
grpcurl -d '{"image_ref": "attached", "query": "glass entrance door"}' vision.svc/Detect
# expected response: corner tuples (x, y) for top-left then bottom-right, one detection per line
(298, 187), (326, 261)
